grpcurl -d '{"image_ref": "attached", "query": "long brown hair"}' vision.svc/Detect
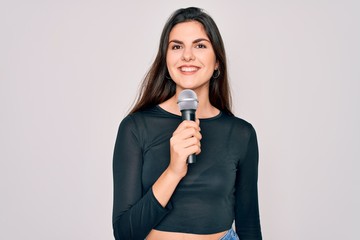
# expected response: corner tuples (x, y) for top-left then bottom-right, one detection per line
(130, 7), (233, 116)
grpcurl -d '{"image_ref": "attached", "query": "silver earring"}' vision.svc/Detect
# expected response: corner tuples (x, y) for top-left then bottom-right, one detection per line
(212, 69), (220, 79)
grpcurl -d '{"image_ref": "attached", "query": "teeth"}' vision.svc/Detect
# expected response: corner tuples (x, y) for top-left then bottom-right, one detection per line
(181, 67), (198, 72)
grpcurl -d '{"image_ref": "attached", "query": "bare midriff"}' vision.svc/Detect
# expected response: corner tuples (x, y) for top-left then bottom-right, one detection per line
(146, 229), (228, 240)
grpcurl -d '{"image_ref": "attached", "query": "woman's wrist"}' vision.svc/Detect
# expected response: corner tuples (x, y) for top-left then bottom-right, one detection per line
(152, 167), (184, 207)
(166, 164), (187, 180)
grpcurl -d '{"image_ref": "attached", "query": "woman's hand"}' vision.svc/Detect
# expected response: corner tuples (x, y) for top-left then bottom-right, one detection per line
(168, 119), (202, 178)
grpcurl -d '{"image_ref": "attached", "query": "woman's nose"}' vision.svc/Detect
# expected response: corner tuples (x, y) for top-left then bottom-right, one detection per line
(181, 47), (195, 61)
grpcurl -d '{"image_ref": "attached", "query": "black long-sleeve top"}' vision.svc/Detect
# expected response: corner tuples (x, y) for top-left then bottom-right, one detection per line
(112, 106), (262, 239)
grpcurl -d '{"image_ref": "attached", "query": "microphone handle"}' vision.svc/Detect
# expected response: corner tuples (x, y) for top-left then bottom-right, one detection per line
(181, 109), (196, 164)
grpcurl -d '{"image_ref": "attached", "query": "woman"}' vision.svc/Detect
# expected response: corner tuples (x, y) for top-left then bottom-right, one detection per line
(113, 7), (262, 240)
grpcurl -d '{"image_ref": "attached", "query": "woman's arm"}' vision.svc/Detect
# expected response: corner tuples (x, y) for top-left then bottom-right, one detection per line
(153, 119), (201, 206)
(112, 116), (201, 239)
(112, 116), (171, 239)
(235, 125), (262, 240)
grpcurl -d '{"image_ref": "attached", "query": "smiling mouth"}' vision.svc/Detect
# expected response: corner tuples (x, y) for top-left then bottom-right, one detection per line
(179, 66), (199, 72)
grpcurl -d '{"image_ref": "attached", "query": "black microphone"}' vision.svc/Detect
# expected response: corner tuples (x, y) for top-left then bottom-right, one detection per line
(177, 89), (199, 164)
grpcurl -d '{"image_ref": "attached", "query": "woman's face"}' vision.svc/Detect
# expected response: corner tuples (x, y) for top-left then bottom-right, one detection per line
(166, 21), (218, 93)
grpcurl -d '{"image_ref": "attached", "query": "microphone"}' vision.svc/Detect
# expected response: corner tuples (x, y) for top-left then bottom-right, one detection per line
(177, 89), (199, 164)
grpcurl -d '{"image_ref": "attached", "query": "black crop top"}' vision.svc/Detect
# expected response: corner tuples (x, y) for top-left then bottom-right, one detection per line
(112, 106), (262, 239)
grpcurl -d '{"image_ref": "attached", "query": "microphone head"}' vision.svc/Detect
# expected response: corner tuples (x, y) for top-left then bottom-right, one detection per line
(177, 89), (198, 111)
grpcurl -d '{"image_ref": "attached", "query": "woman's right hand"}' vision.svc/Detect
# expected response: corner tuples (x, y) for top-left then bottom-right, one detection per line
(168, 119), (202, 178)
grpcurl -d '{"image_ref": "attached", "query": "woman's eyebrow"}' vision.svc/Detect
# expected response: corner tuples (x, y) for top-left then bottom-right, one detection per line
(169, 38), (210, 44)
(193, 38), (210, 43)
(169, 39), (183, 44)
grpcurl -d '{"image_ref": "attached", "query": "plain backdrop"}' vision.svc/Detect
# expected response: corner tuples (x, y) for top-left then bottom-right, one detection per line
(1, 0), (359, 239)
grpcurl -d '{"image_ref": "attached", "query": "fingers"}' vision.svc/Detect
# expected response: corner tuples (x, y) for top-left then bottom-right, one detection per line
(195, 118), (200, 126)
(170, 119), (202, 159)
(172, 120), (200, 136)
(174, 127), (201, 142)
(172, 136), (201, 155)
(168, 119), (201, 177)
(184, 137), (201, 155)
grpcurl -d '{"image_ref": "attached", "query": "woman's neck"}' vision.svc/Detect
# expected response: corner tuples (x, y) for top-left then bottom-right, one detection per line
(159, 94), (219, 119)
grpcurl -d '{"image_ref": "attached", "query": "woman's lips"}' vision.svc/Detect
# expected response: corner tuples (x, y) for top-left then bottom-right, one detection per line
(179, 66), (200, 73)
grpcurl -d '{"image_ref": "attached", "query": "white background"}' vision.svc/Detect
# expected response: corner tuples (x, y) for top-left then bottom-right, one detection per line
(1, 0), (359, 239)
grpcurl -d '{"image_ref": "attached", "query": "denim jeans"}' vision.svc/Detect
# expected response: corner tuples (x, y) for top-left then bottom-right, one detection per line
(219, 229), (239, 240)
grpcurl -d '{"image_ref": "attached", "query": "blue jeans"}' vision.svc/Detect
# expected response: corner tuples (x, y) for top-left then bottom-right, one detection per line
(219, 229), (239, 240)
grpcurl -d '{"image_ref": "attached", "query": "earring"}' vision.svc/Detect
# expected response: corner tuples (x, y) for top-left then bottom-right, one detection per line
(212, 69), (220, 79)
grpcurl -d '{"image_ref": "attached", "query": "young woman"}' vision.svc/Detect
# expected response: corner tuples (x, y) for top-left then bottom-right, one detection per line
(112, 7), (262, 240)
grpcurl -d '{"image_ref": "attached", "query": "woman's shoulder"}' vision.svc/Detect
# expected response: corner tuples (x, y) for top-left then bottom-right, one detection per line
(118, 105), (171, 129)
(122, 106), (158, 120)
(221, 112), (255, 131)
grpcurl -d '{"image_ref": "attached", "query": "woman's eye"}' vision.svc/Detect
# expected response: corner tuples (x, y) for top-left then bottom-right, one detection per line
(171, 45), (181, 50)
(196, 43), (207, 49)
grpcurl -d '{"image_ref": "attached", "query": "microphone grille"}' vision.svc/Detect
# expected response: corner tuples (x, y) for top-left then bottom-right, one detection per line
(177, 89), (198, 111)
